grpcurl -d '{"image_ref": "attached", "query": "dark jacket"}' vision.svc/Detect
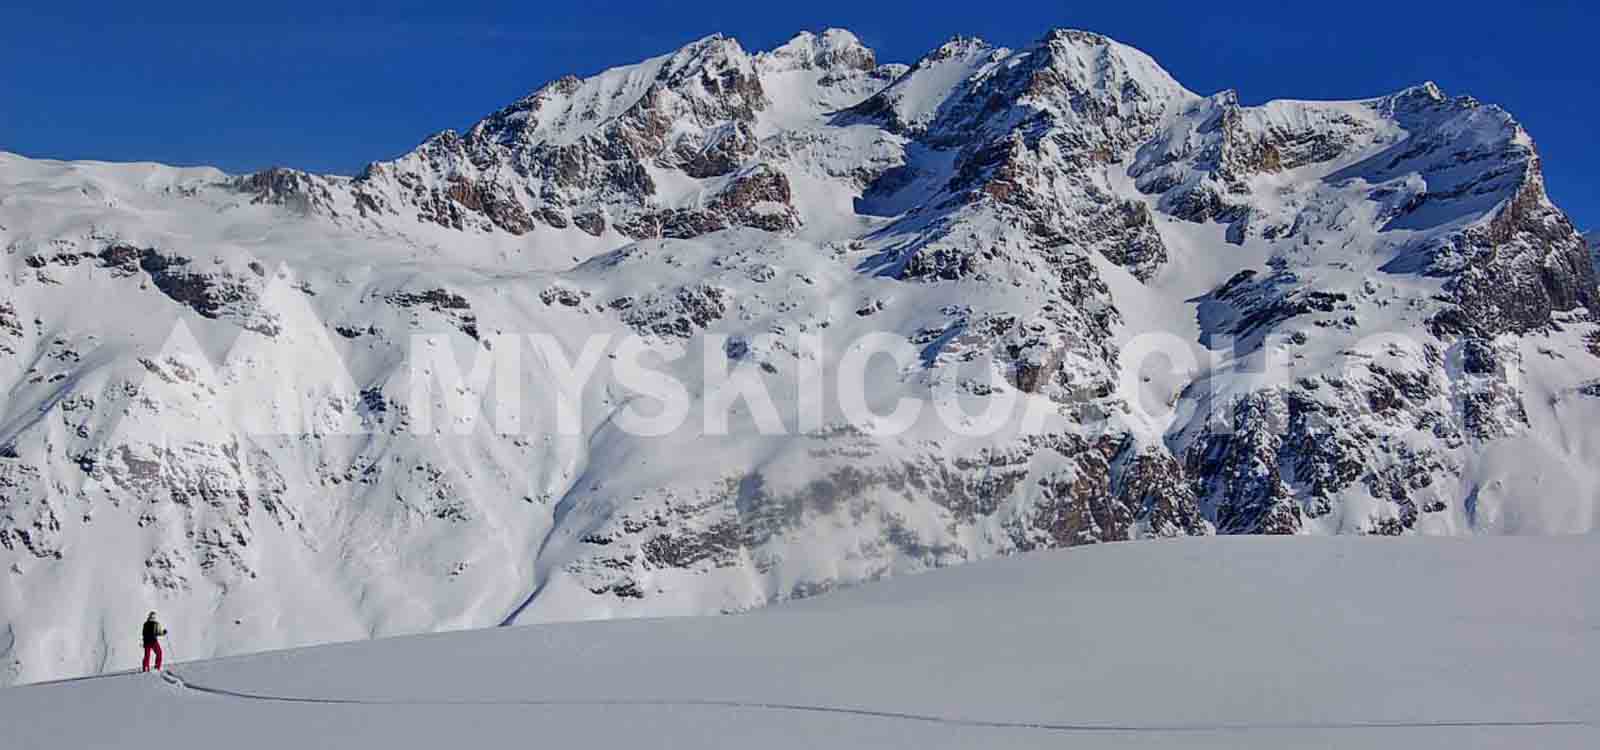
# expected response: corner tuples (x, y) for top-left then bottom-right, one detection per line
(142, 620), (166, 646)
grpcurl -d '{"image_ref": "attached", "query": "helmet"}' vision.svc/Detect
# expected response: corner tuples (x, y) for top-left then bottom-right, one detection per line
(147, 611), (158, 621)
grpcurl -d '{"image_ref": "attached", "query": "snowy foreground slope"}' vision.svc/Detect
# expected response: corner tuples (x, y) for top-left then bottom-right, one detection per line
(2, 26), (1599, 685)
(5, 537), (1598, 749)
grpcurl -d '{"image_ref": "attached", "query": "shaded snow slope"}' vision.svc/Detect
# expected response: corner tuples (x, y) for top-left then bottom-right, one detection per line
(1, 26), (1597, 687)
(5, 537), (1598, 749)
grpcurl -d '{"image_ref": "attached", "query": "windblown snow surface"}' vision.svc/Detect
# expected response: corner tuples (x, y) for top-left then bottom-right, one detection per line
(5, 537), (1597, 749)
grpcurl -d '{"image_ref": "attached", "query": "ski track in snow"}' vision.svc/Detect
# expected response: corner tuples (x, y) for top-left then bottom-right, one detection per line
(156, 670), (1595, 735)
(159, 665), (1587, 732)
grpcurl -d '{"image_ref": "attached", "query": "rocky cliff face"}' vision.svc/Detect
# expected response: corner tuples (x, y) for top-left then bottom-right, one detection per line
(847, 31), (1188, 283)
(1, 27), (1596, 685)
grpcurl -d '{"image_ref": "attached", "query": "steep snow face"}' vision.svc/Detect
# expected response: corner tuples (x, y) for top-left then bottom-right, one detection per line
(2, 27), (1599, 687)
(848, 36), (1005, 136)
(754, 30), (904, 131)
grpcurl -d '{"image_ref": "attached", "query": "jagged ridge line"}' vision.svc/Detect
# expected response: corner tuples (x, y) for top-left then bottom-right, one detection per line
(161, 671), (1596, 734)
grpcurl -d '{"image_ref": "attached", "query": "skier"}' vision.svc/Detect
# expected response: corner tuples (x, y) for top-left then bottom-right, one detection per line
(141, 611), (167, 672)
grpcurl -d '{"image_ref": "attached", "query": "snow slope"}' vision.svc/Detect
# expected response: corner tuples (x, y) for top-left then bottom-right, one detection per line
(5, 536), (1597, 749)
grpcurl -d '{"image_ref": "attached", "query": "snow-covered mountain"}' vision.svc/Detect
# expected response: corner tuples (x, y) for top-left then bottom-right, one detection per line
(1, 27), (1597, 686)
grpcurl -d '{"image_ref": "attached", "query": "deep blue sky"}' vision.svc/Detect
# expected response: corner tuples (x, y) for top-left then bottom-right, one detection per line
(3, 1), (1594, 229)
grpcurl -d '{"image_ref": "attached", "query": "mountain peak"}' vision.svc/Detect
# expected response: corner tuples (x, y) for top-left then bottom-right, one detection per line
(1040, 27), (1112, 45)
(1026, 27), (1194, 105)
(924, 35), (995, 63)
(655, 33), (756, 86)
(1377, 81), (1452, 113)
(761, 28), (876, 73)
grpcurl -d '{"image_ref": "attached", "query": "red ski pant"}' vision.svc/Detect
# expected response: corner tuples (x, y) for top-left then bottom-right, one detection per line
(142, 642), (163, 672)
